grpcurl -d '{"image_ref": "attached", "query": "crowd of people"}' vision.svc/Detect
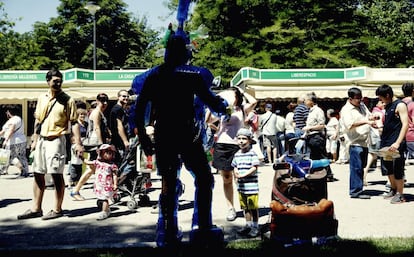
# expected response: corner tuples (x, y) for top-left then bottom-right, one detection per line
(4, 69), (133, 220)
(1, 35), (412, 248)
(0, 65), (411, 247)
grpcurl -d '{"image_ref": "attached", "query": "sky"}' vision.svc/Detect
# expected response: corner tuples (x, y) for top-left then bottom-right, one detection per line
(2, 0), (173, 33)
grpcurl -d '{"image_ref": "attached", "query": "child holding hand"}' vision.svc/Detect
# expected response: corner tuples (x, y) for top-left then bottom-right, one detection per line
(85, 144), (118, 220)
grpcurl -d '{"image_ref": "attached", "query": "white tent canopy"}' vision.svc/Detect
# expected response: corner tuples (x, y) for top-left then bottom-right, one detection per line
(1, 67), (414, 101)
(1, 66), (413, 136)
(0, 68), (146, 101)
(230, 66), (414, 99)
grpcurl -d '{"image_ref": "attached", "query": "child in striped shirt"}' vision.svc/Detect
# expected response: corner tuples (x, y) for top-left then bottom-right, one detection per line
(231, 128), (261, 238)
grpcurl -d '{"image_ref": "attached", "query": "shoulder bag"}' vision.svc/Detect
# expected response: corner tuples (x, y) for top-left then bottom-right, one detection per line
(1, 119), (22, 146)
(82, 120), (100, 152)
(35, 100), (58, 135)
(260, 112), (273, 131)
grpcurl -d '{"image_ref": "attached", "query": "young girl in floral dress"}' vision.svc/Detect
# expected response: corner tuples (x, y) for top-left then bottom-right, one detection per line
(85, 144), (118, 220)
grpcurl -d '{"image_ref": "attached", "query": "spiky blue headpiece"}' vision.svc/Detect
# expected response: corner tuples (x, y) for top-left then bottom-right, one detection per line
(163, 0), (192, 65)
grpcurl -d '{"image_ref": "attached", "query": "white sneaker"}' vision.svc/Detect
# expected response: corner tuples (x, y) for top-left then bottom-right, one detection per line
(226, 208), (237, 221)
(237, 225), (251, 236)
(97, 210), (111, 221)
(247, 227), (259, 238)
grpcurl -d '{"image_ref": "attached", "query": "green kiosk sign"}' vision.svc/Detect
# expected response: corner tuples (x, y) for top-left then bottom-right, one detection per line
(95, 71), (141, 81)
(0, 68), (147, 84)
(261, 70), (345, 80)
(0, 72), (46, 82)
(65, 70), (94, 81)
(231, 67), (367, 86)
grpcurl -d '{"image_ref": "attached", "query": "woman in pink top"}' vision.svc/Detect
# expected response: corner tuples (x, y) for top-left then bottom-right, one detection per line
(402, 82), (414, 162)
(363, 100), (385, 185)
(207, 86), (257, 222)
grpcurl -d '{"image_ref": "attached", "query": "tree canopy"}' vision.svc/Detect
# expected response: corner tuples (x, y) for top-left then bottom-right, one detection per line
(190, 0), (414, 84)
(0, 0), (161, 70)
(1, 0), (413, 85)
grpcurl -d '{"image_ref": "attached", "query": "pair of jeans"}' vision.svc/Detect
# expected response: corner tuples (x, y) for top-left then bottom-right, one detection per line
(349, 145), (368, 197)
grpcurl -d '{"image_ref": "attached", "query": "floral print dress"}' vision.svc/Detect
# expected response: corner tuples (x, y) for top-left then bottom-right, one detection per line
(93, 160), (118, 200)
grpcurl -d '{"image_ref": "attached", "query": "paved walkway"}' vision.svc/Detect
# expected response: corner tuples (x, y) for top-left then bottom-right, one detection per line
(1, 161), (413, 250)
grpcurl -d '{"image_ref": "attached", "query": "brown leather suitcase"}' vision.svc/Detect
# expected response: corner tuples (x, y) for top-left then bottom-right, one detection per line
(269, 199), (338, 239)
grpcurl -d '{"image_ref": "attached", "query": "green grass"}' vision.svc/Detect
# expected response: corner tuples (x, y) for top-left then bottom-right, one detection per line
(2, 237), (414, 257)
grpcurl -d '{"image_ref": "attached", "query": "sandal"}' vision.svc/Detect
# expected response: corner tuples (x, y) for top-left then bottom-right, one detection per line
(17, 209), (43, 220)
(70, 191), (85, 201)
(41, 210), (63, 220)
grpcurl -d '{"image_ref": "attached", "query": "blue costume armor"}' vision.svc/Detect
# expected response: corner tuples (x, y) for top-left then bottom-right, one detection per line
(130, 1), (227, 246)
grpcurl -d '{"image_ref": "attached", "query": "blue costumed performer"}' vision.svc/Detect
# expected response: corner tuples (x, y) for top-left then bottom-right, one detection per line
(132, 0), (228, 247)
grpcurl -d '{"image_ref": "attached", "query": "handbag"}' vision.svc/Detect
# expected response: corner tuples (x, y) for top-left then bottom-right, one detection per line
(83, 135), (100, 151)
(82, 124), (100, 152)
(0, 148), (11, 166)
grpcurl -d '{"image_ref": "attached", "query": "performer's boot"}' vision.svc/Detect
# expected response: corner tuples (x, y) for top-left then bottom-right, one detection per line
(189, 182), (223, 248)
(155, 181), (183, 247)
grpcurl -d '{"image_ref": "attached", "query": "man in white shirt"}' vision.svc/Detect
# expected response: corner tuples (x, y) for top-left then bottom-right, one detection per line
(302, 92), (336, 181)
(340, 87), (376, 199)
(259, 103), (278, 164)
(275, 109), (286, 155)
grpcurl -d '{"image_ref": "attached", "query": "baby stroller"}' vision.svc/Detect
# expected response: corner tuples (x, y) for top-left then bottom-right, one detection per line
(262, 151), (338, 246)
(113, 137), (153, 210)
(271, 154), (330, 205)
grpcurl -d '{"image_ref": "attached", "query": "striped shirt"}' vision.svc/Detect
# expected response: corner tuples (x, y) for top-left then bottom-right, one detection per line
(231, 148), (260, 194)
(293, 103), (309, 129)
